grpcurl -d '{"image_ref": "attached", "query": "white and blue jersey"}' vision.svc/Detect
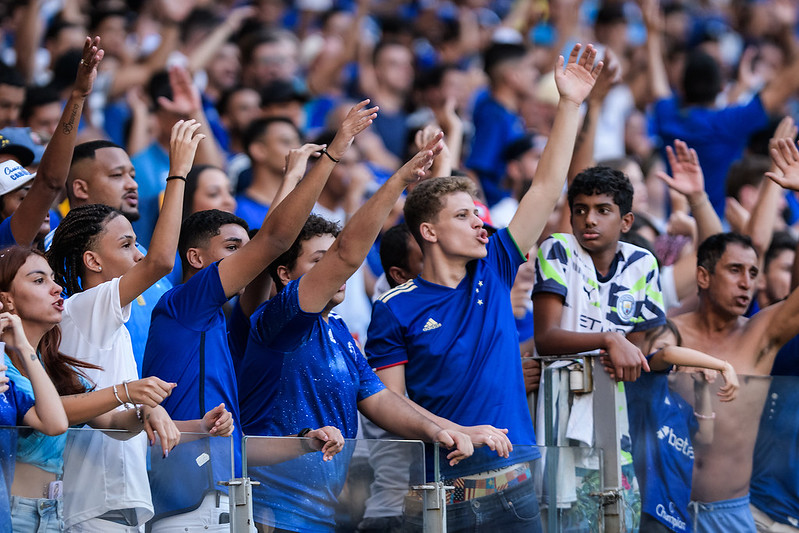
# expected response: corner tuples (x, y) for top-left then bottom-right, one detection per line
(533, 233), (665, 336)
(239, 277), (385, 532)
(366, 228), (539, 480)
(626, 368), (696, 532)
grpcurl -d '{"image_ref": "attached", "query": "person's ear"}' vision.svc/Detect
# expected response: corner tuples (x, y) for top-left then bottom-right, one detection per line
(72, 179), (90, 202)
(620, 212), (635, 233)
(276, 265), (292, 287)
(697, 265), (711, 290)
(419, 222), (437, 244)
(388, 266), (409, 287)
(186, 248), (204, 270)
(82, 250), (103, 274)
(248, 139), (268, 164)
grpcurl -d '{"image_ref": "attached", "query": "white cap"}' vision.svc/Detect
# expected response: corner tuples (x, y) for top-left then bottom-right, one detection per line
(0, 159), (35, 197)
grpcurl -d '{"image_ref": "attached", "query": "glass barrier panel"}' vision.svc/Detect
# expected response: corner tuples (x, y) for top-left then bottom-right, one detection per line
(624, 371), (799, 532)
(431, 442), (604, 532)
(243, 435), (425, 532)
(0, 425), (233, 531)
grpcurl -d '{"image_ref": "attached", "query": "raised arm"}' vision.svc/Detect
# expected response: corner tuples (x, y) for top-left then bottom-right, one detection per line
(10, 37), (103, 246)
(761, 139), (799, 347)
(297, 135), (441, 313)
(656, 139), (723, 239)
(508, 43), (603, 253)
(118, 119), (203, 307)
(568, 49), (621, 183)
(216, 100), (378, 297)
(641, 0), (671, 101)
(745, 117), (797, 257)
(157, 65), (225, 169)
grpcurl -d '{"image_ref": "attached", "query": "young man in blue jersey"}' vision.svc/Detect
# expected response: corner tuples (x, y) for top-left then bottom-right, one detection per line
(365, 44), (603, 532)
(238, 135), (488, 533)
(141, 100), (377, 529)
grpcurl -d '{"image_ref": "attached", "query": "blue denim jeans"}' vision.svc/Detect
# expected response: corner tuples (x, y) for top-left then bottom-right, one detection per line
(10, 495), (64, 532)
(406, 476), (542, 533)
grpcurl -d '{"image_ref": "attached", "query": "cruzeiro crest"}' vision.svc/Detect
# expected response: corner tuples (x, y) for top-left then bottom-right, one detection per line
(616, 292), (636, 322)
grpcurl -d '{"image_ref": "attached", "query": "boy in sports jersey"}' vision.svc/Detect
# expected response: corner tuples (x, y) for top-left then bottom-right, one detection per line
(532, 165), (666, 377)
(366, 44), (603, 532)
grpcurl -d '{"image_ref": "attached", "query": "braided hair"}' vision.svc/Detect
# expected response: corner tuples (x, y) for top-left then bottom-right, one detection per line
(48, 204), (122, 297)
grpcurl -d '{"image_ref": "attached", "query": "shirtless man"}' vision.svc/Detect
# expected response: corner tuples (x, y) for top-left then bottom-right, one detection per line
(671, 139), (799, 531)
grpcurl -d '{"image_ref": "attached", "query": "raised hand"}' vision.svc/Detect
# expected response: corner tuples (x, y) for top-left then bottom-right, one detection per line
(656, 139), (705, 202)
(766, 139), (799, 191)
(555, 43), (604, 107)
(640, 0), (663, 32)
(74, 36), (104, 98)
(122, 377), (176, 408)
(327, 99), (379, 159)
(168, 119), (205, 178)
(306, 426), (345, 461)
(396, 131), (444, 186)
(285, 143), (325, 178)
(158, 65), (202, 118)
(202, 403), (234, 437)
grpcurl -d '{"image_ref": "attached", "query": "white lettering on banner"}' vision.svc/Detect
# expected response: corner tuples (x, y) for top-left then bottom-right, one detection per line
(656, 503), (687, 531)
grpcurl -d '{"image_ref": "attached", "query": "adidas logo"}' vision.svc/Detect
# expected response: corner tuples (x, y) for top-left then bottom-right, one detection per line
(423, 318), (442, 332)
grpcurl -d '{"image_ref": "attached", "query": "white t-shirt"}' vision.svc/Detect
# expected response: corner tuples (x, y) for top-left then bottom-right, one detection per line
(59, 277), (153, 528)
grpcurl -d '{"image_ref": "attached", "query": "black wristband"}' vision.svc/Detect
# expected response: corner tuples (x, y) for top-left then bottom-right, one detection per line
(322, 148), (340, 164)
(166, 175), (186, 182)
(298, 427), (314, 453)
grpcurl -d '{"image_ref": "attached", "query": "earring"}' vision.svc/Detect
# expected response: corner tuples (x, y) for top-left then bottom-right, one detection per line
(98, 266), (102, 272)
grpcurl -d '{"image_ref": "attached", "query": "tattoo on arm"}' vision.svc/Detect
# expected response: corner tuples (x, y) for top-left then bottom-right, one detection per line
(62, 104), (79, 135)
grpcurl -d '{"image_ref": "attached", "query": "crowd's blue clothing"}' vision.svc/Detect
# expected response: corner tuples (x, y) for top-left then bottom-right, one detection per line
(130, 142), (170, 249)
(0, 217), (15, 248)
(651, 94), (770, 218)
(372, 109), (408, 160)
(0, 379), (35, 532)
(626, 366), (696, 532)
(142, 262), (241, 515)
(750, 375), (799, 527)
(227, 298), (250, 378)
(239, 278), (385, 532)
(234, 194), (268, 231)
(366, 228), (539, 480)
(515, 308), (535, 343)
(5, 356), (67, 476)
(465, 90), (526, 207)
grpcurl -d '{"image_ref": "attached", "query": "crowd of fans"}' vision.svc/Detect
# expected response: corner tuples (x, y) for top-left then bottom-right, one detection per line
(0, 0), (798, 531)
